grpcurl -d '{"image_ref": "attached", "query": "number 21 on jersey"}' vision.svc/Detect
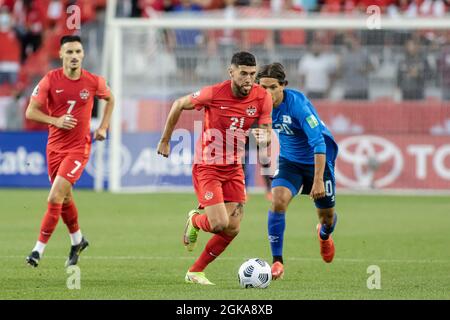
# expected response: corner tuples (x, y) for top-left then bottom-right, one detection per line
(229, 117), (245, 131)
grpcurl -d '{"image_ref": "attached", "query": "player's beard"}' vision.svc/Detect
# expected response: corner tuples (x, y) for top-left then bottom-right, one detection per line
(238, 83), (252, 97)
(68, 59), (81, 71)
(65, 61), (81, 78)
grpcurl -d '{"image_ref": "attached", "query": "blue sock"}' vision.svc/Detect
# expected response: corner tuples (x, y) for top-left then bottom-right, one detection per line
(268, 210), (286, 260)
(320, 212), (338, 240)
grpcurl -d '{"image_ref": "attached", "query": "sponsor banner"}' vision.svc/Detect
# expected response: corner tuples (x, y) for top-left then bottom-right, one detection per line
(315, 100), (450, 135)
(3, 132), (449, 190)
(119, 133), (194, 188)
(0, 132), (93, 188)
(90, 132), (258, 189)
(84, 132), (195, 188)
(335, 134), (450, 190)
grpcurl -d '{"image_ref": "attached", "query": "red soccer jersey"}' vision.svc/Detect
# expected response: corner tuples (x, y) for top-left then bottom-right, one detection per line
(190, 80), (272, 165)
(31, 68), (110, 154)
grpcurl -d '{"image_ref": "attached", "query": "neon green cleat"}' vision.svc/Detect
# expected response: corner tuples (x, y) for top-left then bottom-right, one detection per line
(185, 271), (215, 285)
(183, 209), (200, 252)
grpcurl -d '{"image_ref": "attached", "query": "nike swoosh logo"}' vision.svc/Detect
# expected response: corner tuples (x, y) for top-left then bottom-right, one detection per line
(56, 90), (64, 93)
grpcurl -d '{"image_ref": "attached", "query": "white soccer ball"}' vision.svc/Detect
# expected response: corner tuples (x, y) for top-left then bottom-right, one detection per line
(238, 258), (272, 289)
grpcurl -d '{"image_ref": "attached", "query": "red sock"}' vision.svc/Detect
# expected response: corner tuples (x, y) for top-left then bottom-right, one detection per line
(189, 232), (236, 272)
(61, 201), (79, 234)
(38, 202), (63, 244)
(192, 214), (211, 233)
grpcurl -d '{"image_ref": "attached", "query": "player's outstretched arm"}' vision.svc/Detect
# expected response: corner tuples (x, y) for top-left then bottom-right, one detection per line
(157, 94), (195, 158)
(25, 99), (77, 130)
(94, 93), (115, 141)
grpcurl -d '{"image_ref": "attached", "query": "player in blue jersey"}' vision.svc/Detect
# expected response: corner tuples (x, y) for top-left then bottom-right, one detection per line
(256, 63), (339, 280)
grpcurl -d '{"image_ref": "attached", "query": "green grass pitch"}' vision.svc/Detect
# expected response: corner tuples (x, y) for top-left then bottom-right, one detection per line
(0, 189), (449, 300)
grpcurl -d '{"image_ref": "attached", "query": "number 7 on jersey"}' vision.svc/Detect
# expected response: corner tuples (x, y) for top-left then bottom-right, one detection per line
(67, 100), (76, 114)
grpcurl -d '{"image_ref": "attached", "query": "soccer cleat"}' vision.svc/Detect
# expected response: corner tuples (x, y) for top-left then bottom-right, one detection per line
(185, 271), (215, 285)
(26, 251), (40, 268)
(316, 224), (335, 263)
(271, 261), (284, 280)
(183, 209), (200, 252)
(65, 237), (89, 267)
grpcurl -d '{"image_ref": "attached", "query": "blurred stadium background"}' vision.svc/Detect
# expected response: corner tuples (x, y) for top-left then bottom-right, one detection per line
(1, 0), (449, 193)
(0, 0), (449, 300)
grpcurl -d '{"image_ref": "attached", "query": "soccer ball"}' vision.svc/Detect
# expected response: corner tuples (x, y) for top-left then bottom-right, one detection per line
(238, 258), (272, 289)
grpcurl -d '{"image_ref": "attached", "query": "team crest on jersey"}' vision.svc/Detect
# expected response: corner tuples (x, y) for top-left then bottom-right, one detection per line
(282, 115), (292, 124)
(192, 90), (200, 98)
(80, 89), (90, 100)
(204, 191), (214, 201)
(246, 105), (257, 116)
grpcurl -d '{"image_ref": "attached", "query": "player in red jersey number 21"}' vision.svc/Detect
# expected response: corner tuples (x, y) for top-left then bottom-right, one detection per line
(157, 52), (272, 285)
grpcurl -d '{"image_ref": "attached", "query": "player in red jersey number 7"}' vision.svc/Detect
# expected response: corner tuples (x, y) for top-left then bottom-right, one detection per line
(25, 35), (115, 268)
(157, 52), (272, 285)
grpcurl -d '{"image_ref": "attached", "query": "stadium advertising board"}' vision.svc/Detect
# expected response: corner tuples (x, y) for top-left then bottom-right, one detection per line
(0, 132), (92, 188)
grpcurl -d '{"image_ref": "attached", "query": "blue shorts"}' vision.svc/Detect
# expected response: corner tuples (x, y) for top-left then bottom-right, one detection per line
(272, 157), (336, 209)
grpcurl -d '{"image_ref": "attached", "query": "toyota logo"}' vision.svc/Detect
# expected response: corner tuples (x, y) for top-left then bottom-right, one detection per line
(336, 135), (403, 188)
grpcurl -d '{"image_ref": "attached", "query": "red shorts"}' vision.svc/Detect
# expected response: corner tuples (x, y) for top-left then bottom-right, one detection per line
(47, 151), (89, 185)
(192, 164), (246, 209)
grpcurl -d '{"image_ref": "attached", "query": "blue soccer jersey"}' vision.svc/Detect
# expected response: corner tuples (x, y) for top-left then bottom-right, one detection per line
(268, 89), (340, 264)
(272, 89), (338, 165)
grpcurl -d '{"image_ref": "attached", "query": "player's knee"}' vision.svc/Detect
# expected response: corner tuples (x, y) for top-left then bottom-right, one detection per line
(211, 224), (226, 233)
(47, 192), (65, 204)
(271, 189), (291, 212)
(209, 216), (229, 233)
(63, 195), (73, 205)
(318, 208), (335, 225)
(225, 218), (241, 236)
(224, 227), (240, 237)
(271, 197), (289, 212)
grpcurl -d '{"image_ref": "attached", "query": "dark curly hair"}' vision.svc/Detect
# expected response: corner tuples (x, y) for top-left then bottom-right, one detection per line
(256, 63), (288, 86)
(231, 51), (256, 67)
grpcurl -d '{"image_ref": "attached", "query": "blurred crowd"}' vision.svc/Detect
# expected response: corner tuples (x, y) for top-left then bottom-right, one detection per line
(0, 0), (105, 92)
(294, 31), (450, 101)
(117, 0), (450, 102)
(118, 0), (450, 16)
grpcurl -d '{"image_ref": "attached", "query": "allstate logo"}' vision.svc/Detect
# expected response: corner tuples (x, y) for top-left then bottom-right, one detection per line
(335, 135), (403, 188)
